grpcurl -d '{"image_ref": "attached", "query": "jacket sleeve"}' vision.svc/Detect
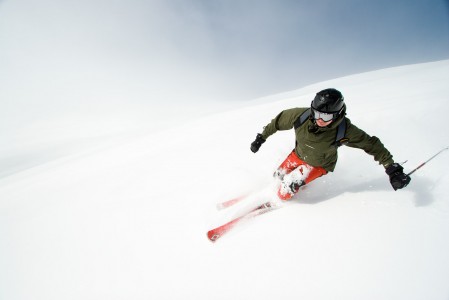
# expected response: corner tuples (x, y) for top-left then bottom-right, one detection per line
(345, 119), (394, 167)
(261, 108), (306, 140)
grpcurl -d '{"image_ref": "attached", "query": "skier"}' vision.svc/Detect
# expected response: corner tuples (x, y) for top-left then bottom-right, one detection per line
(250, 88), (411, 200)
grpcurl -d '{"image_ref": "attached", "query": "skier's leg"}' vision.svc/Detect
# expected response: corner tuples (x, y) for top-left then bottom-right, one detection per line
(273, 150), (303, 180)
(277, 161), (327, 200)
(304, 165), (328, 184)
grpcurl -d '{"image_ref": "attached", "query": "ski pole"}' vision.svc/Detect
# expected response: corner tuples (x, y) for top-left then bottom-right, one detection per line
(407, 147), (449, 176)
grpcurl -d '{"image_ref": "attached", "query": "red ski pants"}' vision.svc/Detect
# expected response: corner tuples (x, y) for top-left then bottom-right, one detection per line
(277, 150), (327, 185)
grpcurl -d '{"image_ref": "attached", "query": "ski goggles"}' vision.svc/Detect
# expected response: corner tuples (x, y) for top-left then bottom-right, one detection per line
(311, 108), (337, 122)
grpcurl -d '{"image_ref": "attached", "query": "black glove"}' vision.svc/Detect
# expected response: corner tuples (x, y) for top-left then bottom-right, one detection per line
(250, 134), (266, 153)
(385, 163), (411, 191)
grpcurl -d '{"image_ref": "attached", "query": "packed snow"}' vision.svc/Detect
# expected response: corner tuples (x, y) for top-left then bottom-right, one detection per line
(1, 60), (449, 300)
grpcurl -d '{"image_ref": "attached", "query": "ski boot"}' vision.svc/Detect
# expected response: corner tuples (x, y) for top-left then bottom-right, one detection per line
(277, 179), (305, 200)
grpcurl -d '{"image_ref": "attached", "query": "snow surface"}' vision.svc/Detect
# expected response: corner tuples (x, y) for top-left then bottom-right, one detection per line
(1, 60), (449, 300)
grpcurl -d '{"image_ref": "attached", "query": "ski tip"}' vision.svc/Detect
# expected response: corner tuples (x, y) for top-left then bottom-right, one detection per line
(207, 231), (220, 243)
(216, 195), (247, 210)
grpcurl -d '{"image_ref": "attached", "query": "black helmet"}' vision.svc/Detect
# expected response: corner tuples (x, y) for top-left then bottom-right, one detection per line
(310, 88), (345, 121)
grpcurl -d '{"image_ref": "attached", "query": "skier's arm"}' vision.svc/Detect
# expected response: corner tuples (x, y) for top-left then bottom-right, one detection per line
(344, 120), (410, 190)
(251, 108), (305, 153)
(261, 108), (305, 140)
(344, 121), (394, 167)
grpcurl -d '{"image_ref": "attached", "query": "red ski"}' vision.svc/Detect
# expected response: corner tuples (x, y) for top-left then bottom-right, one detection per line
(207, 202), (278, 242)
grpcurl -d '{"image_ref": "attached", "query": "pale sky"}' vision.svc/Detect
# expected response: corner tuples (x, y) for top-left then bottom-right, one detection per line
(0, 0), (448, 135)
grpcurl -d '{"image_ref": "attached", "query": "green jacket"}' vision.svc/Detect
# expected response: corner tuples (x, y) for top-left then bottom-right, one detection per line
(261, 107), (394, 172)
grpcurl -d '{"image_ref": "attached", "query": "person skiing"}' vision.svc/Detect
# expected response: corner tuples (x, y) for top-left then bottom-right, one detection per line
(250, 88), (411, 200)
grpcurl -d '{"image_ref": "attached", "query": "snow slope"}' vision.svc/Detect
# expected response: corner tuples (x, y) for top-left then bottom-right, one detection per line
(1, 60), (449, 300)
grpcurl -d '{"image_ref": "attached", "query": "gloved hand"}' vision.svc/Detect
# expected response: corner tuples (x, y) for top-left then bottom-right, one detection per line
(250, 133), (265, 153)
(385, 163), (411, 190)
